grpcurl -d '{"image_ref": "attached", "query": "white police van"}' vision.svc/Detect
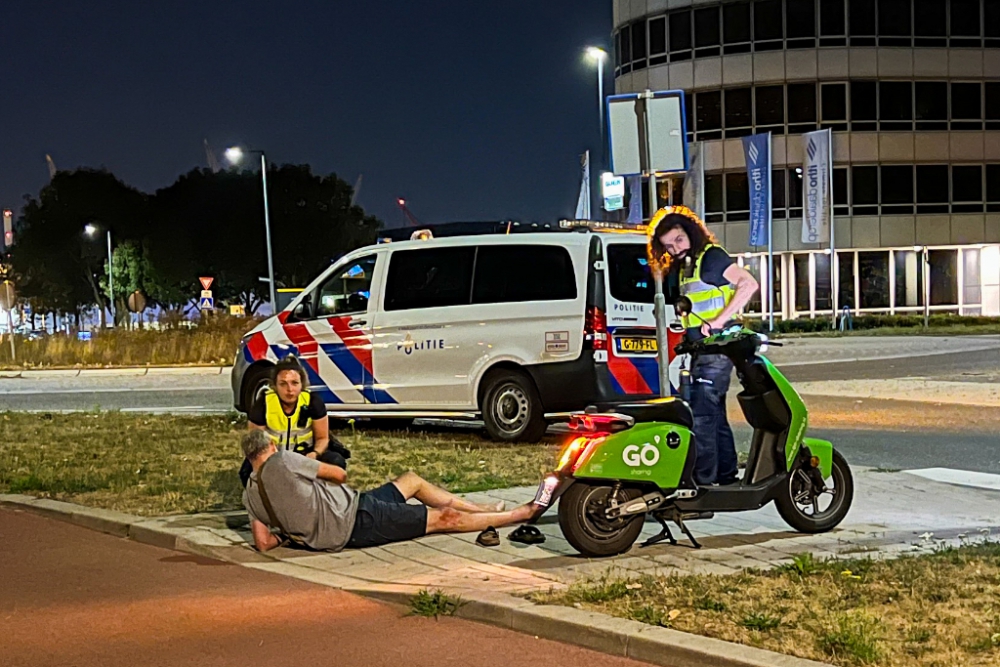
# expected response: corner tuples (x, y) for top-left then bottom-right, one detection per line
(231, 225), (684, 441)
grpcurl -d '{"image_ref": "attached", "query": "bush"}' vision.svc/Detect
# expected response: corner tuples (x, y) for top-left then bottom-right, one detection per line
(0, 315), (262, 368)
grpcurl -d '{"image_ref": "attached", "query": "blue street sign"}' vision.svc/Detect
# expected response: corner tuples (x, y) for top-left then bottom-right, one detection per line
(199, 296), (214, 310)
(77, 331), (92, 341)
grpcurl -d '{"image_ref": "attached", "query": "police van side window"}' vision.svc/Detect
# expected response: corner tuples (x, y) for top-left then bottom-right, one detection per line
(314, 255), (377, 317)
(384, 247), (475, 311)
(472, 245), (577, 304)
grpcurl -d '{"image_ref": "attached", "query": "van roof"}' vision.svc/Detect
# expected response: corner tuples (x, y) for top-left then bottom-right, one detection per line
(375, 229), (649, 253)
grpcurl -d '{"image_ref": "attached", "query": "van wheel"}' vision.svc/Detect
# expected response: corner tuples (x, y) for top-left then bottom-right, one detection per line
(481, 370), (547, 442)
(241, 365), (272, 413)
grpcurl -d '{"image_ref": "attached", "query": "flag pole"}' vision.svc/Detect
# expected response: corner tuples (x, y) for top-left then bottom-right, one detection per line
(828, 128), (837, 329)
(767, 132), (774, 332)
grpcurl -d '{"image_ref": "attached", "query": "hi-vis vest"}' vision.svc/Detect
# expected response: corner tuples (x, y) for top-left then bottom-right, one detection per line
(679, 244), (736, 330)
(263, 390), (314, 452)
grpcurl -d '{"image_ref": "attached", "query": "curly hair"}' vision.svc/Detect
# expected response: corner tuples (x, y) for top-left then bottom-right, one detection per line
(270, 355), (309, 389)
(646, 205), (717, 274)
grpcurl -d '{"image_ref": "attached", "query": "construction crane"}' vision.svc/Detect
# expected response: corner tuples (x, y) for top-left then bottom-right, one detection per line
(396, 198), (422, 227)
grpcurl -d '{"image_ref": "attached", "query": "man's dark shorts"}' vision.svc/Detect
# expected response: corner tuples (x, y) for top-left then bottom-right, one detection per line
(347, 482), (428, 549)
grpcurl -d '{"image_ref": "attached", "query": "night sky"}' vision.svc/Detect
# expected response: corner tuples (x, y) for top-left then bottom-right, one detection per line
(1, 1), (611, 228)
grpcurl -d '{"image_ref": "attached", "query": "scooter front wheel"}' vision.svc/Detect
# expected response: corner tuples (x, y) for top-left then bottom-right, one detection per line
(775, 449), (854, 533)
(558, 482), (645, 557)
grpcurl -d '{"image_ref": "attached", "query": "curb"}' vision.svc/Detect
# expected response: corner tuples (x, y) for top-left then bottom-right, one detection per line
(0, 494), (833, 667)
(0, 366), (228, 379)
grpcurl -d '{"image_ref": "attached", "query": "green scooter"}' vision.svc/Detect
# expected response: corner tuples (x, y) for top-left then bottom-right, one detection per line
(530, 307), (854, 558)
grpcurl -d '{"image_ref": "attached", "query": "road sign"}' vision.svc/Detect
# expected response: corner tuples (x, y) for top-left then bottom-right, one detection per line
(602, 173), (625, 211)
(199, 289), (214, 310)
(199, 277), (214, 290)
(229, 304), (245, 317)
(607, 89), (689, 177)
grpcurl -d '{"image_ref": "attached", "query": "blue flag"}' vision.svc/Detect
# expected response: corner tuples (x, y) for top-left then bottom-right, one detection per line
(742, 133), (772, 247)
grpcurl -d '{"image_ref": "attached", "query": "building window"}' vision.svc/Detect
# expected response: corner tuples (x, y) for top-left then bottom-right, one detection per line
(987, 1), (1000, 46)
(850, 81), (877, 131)
(916, 165), (950, 213)
(685, 96), (695, 142)
(725, 172), (751, 221)
(619, 27), (631, 74)
(950, 0), (981, 47)
(928, 250), (958, 306)
(696, 91), (722, 140)
(789, 167), (803, 217)
(648, 17), (667, 66)
(838, 251), (856, 309)
(631, 21), (647, 70)
(915, 82), (949, 130)
(815, 253), (833, 311)
(821, 83), (848, 131)
(879, 0), (913, 46)
(952, 82), (983, 130)
(753, 0), (784, 50)
(695, 6), (721, 57)
(787, 83), (818, 133)
(772, 168), (787, 216)
(880, 165), (915, 214)
(819, 0), (846, 45)
(879, 81), (913, 130)
(849, 0), (876, 45)
(669, 10), (692, 61)
(794, 254), (811, 311)
(852, 166), (879, 215)
(786, 0), (816, 48)
(755, 85), (785, 134)
(859, 252), (891, 308)
(952, 165), (983, 212)
(725, 87), (753, 138)
(986, 82), (1000, 130)
(833, 168), (849, 215)
(614, 31), (621, 74)
(723, 2), (752, 54)
(705, 173), (724, 223)
(914, 0), (947, 46)
(987, 165), (1000, 212)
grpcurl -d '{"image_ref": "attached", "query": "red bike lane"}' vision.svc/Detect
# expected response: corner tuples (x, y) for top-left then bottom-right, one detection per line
(0, 508), (650, 667)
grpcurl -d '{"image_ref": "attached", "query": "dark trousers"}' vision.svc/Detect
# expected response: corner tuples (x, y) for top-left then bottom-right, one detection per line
(239, 446), (349, 488)
(689, 354), (739, 486)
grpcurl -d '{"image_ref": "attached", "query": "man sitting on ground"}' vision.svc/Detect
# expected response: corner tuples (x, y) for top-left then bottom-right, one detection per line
(240, 430), (532, 552)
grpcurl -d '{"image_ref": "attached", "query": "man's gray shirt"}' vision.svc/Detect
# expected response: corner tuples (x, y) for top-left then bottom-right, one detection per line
(243, 450), (359, 551)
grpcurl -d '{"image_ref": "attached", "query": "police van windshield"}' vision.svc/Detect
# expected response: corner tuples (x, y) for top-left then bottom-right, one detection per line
(606, 244), (654, 304)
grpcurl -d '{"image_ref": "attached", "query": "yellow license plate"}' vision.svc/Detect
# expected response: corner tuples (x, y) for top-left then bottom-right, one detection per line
(615, 337), (657, 353)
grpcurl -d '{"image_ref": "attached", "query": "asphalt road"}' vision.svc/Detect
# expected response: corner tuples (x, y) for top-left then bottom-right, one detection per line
(0, 508), (647, 667)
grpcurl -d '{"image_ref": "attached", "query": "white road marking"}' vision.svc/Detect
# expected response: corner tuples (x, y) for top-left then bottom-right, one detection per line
(904, 467), (1000, 492)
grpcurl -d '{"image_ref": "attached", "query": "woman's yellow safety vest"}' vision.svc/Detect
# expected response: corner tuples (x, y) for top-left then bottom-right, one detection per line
(263, 390), (314, 452)
(679, 244), (736, 330)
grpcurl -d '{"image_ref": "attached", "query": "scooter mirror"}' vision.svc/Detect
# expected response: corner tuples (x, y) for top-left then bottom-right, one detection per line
(674, 295), (693, 316)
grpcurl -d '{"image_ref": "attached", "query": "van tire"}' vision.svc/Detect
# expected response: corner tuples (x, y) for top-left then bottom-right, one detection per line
(481, 369), (547, 443)
(241, 364), (272, 413)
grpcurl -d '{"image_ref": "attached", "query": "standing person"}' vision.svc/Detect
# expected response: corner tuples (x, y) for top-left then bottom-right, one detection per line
(239, 355), (351, 487)
(649, 206), (760, 486)
(240, 430), (528, 552)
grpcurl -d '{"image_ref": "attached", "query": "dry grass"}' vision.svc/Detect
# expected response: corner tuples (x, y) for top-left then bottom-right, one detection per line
(0, 316), (259, 369)
(535, 546), (1000, 666)
(0, 412), (559, 516)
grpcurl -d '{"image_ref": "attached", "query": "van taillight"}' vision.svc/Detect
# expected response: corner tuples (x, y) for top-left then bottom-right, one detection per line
(584, 306), (608, 351)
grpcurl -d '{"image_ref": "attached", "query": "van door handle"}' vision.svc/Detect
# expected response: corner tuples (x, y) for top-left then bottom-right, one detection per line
(348, 318), (367, 329)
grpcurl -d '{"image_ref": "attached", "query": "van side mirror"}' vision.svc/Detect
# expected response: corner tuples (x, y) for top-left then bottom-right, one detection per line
(293, 294), (313, 320)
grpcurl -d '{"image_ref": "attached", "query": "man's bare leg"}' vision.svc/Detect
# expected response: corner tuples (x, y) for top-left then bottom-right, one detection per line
(425, 504), (534, 535)
(391, 471), (504, 513)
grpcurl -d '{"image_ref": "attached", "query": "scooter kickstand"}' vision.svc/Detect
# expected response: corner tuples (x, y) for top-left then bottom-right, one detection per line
(674, 515), (702, 549)
(641, 515), (677, 548)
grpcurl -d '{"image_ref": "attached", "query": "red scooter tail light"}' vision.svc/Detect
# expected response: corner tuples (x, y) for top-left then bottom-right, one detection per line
(584, 306), (608, 351)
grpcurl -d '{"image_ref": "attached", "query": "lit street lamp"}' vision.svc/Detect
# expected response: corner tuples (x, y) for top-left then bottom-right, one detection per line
(84, 224), (114, 328)
(586, 46), (608, 215)
(226, 146), (277, 311)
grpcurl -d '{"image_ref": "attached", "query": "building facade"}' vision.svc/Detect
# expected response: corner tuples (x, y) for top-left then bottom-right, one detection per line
(612, 0), (1000, 318)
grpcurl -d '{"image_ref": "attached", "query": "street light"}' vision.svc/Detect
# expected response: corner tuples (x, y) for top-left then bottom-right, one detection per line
(84, 224), (114, 328)
(586, 46), (608, 216)
(227, 146), (277, 311)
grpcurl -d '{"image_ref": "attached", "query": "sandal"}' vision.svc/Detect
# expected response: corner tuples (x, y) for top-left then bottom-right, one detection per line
(476, 526), (500, 547)
(509, 525), (546, 545)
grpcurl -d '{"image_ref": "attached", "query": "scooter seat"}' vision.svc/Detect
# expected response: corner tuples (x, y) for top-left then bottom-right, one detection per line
(612, 398), (694, 429)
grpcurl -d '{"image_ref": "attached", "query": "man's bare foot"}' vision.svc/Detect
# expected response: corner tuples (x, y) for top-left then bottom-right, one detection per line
(510, 503), (536, 522)
(475, 500), (505, 513)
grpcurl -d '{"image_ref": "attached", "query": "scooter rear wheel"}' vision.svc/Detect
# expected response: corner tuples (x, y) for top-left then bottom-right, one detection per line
(558, 483), (645, 557)
(775, 449), (854, 533)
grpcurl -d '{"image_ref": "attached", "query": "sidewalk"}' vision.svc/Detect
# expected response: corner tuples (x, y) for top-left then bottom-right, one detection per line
(5, 468), (997, 599)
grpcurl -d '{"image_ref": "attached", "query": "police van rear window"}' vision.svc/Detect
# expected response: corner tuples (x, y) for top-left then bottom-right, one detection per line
(606, 244), (654, 304)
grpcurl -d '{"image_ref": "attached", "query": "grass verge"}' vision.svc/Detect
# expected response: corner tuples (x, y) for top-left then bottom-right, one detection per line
(534, 544), (1000, 667)
(0, 412), (559, 515)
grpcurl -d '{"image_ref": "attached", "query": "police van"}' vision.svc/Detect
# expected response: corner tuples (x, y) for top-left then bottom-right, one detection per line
(231, 225), (684, 442)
